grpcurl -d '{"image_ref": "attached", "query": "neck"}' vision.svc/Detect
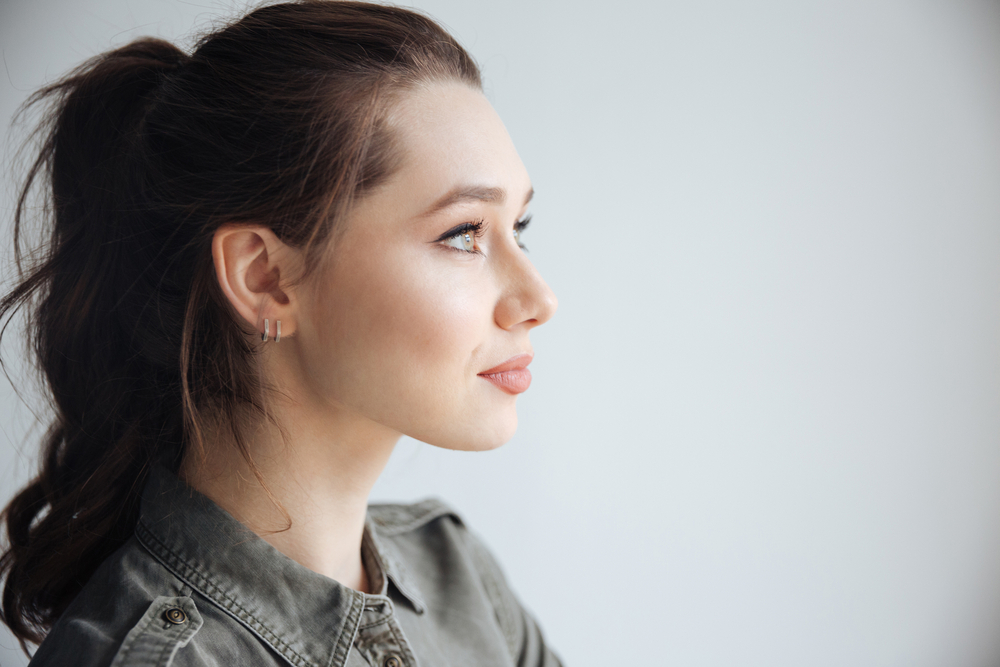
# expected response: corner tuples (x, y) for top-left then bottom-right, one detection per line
(179, 397), (400, 593)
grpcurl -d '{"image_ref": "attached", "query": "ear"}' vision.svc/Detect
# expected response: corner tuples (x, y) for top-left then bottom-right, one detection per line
(212, 224), (301, 340)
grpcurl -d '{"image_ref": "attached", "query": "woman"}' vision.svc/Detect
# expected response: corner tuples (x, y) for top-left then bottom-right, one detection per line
(0, 1), (560, 665)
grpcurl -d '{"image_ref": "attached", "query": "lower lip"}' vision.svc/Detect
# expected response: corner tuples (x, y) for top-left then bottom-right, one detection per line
(478, 368), (532, 394)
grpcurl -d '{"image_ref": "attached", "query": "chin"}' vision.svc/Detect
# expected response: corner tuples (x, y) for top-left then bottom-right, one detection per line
(421, 410), (518, 453)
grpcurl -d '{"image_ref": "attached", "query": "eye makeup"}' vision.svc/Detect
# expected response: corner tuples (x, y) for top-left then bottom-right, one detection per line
(433, 214), (533, 254)
(513, 215), (531, 251)
(435, 219), (487, 254)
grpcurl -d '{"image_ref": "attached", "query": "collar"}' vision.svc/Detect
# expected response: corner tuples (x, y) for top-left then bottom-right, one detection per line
(135, 466), (432, 667)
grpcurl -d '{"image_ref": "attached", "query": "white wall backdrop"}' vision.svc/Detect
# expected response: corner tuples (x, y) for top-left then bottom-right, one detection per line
(1, 1), (999, 666)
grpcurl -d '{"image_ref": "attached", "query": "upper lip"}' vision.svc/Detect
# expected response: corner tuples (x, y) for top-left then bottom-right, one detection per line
(478, 353), (533, 375)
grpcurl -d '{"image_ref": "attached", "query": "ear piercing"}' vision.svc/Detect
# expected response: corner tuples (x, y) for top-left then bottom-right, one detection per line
(261, 319), (282, 343)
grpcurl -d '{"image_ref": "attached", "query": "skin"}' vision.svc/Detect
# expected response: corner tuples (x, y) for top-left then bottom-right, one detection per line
(180, 81), (557, 593)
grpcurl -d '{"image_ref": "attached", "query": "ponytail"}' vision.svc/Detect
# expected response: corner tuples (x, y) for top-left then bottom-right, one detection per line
(0, 1), (481, 648)
(0, 39), (190, 645)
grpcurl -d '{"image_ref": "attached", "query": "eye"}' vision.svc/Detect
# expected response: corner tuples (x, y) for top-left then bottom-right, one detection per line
(513, 215), (532, 251)
(444, 230), (477, 252)
(437, 220), (486, 254)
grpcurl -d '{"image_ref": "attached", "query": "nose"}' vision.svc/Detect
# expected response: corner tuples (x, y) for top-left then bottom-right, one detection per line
(493, 248), (558, 331)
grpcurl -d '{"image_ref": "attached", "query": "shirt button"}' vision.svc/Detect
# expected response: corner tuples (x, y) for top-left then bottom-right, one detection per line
(164, 607), (187, 624)
(383, 656), (402, 667)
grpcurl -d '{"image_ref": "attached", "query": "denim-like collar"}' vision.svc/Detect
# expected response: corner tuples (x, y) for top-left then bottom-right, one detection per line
(135, 466), (428, 667)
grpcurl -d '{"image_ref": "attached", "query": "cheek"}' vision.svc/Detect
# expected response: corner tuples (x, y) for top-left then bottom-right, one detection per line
(304, 245), (493, 424)
(360, 264), (484, 379)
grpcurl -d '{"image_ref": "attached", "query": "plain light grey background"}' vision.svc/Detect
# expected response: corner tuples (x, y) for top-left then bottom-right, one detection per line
(2, 1), (1000, 665)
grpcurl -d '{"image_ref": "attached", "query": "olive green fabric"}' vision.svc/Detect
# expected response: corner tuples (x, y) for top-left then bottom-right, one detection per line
(28, 466), (562, 667)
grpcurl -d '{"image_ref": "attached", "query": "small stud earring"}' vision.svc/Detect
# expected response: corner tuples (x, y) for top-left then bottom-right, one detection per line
(261, 318), (269, 342)
(275, 320), (281, 343)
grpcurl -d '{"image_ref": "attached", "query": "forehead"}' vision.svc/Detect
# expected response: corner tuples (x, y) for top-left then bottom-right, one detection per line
(379, 81), (531, 212)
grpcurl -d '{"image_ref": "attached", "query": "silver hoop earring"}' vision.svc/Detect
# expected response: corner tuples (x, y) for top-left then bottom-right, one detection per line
(275, 320), (281, 343)
(261, 318), (269, 342)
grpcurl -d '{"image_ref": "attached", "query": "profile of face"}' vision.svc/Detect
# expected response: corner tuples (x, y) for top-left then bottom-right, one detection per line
(275, 81), (557, 452)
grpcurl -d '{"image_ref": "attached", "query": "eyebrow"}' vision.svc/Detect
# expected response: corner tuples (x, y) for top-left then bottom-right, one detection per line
(422, 185), (534, 216)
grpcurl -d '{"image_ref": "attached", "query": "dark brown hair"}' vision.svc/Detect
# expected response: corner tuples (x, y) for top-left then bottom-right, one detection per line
(0, 0), (480, 646)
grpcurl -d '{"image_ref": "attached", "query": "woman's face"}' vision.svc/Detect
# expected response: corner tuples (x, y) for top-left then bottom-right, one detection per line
(291, 81), (557, 451)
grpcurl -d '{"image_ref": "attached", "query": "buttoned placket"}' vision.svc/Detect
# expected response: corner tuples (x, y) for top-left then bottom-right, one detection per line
(346, 524), (419, 667)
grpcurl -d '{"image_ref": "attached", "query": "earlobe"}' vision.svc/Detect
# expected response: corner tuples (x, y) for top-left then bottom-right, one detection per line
(211, 225), (298, 339)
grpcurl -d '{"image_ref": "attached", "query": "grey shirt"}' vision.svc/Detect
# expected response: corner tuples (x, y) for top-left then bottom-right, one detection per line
(28, 466), (562, 667)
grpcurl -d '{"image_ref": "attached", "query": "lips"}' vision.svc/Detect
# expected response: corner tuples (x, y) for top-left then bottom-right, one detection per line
(478, 353), (533, 394)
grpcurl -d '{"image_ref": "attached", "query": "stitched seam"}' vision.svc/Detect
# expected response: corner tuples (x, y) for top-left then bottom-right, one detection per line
(385, 617), (417, 666)
(136, 521), (316, 667)
(110, 601), (159, 666)
(327, 595), (363, 667)
(111, 598), (197, 667)
(154, 628), (176, 667)
(358, 615), (393, 631)
(137, 523), (308, 665)
(358, 596), (393, 631)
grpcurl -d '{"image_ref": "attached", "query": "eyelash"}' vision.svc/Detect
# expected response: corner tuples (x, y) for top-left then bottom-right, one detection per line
(438, 219), (487, 254)
(514, 215), (531, 251)
(436, 216), (532, 254)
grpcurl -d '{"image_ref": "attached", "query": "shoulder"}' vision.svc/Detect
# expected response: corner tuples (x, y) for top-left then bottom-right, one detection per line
(28, 537), (206, 667)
